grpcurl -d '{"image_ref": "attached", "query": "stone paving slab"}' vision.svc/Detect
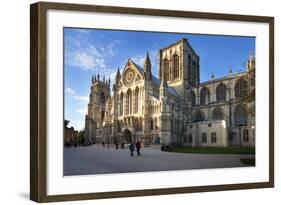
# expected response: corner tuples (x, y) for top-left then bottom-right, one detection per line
(64, 144), (255, 176)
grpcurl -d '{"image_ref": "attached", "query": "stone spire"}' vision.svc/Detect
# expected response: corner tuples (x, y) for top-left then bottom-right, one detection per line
(229, 65), (233, 77)
(97, 73), (100, 81)
(211, 72), (215, 80)
(248, 49), (254, 70)
(115, 67), (121, 83)
(91, 75), (94, 84)
(160, 70), (168, 97)
(144, 51), (152, 80)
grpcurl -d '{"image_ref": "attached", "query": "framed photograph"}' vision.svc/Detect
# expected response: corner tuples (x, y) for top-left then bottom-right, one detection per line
(30, 1), (274, 202)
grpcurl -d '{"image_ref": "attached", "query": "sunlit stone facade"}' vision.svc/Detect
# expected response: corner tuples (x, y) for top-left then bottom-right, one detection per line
(85, 38), (255, 147)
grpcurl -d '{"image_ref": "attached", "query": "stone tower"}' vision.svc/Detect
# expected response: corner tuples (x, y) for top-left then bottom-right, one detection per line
(84, 74), (110, 143)
(159, 71), (172, 145)
(143, 52), (153, 136)
(157, 38), (200, 97)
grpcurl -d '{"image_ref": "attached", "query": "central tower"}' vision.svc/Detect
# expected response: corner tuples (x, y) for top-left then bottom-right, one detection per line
(157, 38), (200, 97)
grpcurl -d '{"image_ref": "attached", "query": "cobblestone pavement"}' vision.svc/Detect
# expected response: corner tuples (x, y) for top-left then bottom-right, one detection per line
(64, 144), (255, 176)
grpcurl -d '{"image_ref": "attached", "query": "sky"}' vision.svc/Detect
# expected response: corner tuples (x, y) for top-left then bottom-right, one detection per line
(64, 27), (255, 131)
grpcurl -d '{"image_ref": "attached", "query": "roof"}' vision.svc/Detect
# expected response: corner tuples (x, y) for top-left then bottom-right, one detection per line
(131, 60), (180, 98)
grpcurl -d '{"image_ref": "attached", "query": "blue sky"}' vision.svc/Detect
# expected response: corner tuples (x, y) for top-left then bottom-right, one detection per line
(64, 27), (255, 130)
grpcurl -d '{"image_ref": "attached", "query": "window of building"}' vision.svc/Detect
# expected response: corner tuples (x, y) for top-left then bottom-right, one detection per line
(183, 136), (188, 143)
(134, 87), (139, 113)
(120, 92), (123, 115)
(212, 107), (224, 120)
(216, 83), (227, 102)
(235, 78), (248, 98)
(211, 132), (217, 143)
(234, 104), (248, 126)
(208, 123), (212, 127)
(188, 134), (193, 143)
(100, 92), (105, 104)
(193, 110), (205, 122)
(189, 125), (193, 128)
(190, 90), (196, 106)
(200, 87), (210, 105)
(243, 129), (249, 142)
(201, 133), (207, 143)
(164, 58), (169, 82)
(174, 54), (180, 79)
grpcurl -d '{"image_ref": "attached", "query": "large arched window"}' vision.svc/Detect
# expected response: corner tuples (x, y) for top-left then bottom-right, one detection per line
(100, 92), (105, 104)
(235, 78), (248, 98)
(189, 90), (196, 106)
(153, 117), (158, 130)
(173, 54), (180, 79)
(134, 118), (139, 131)
(139, 117), (143, 131)
(212, 107), (224, 120)
(164, 58), (169, 82)
(216, 83), (227, 102)
(119, 92), (123, 115)
(126, 89), (132, 114)
(200, 87), (210, 105)
(134, 87), (139, 113)
(234, 104), (248, 126)
(193, 110), (205, 122)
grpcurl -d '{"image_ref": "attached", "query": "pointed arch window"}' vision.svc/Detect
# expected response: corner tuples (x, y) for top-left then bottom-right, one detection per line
(212, 107), (224, 120)
(100, 92), (105, 104)
(234, 104), (248, 126)
(164, 58), (169, 82)
(200, 87), (210, 105)
(173, 54), (180, 79)
(127, 89), (132, 115)
(135, 87), (139, 113)
(216, 83), (227, 102)
(120, 92), (123, 115)
(190, 90), (196, 106)
(235, 78), (248, 98)
(193, 110), (205, 122)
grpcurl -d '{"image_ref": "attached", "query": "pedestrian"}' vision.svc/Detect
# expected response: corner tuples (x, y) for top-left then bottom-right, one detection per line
(129, 143), (135, 157)
(115, 142), (119, 150)
(136, 140), (141, 156)
(121, 141), (125, 149)
(102, 141), (105, 147)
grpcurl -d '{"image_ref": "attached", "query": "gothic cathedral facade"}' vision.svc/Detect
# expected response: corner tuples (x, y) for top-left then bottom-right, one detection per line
(85, 38), (255, 147)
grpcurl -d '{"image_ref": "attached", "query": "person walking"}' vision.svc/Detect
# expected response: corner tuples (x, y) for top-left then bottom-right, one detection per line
(136, 140), (141, 156)
(129, 142), (135, 157)
(121, 141), (125, 149)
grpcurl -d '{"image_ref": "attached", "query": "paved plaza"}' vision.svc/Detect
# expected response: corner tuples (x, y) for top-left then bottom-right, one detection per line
(64, 145), (255, 176)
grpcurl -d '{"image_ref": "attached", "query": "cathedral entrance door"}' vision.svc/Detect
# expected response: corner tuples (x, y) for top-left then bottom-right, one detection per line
(123, 129), (132, 143)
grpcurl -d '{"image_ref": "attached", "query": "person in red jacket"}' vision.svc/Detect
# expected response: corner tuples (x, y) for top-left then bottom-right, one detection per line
(136, 140), (141, 156)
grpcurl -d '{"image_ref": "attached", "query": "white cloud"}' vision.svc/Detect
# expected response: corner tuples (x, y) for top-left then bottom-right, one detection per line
(68, 119), (85, 131)
(76, 107), (87, 115)
(65, 87), (76, 95)
(131, 55), (145, 67)
(65, 33), (120, 72)
(72, 95), (88, 102)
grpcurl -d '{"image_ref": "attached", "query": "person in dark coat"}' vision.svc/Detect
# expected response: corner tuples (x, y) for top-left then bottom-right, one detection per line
(129, 143), (135, 157)
(136, 140), (141, 156)
(121, 141), (125, 149)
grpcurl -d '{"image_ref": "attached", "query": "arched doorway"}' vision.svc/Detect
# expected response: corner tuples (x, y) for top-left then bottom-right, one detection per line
(123, 129), (132, 143)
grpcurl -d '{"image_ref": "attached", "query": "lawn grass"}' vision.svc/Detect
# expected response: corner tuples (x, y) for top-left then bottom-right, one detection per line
(166, 146), (255, 154)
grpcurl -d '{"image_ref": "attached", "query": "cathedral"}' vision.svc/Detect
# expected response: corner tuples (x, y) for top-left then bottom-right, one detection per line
(84, 38), (255, 147)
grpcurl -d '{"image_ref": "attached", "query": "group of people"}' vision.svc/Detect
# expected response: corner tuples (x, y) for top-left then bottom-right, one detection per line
(101, 140), (142, 157)
(129, 141), (141, 157)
